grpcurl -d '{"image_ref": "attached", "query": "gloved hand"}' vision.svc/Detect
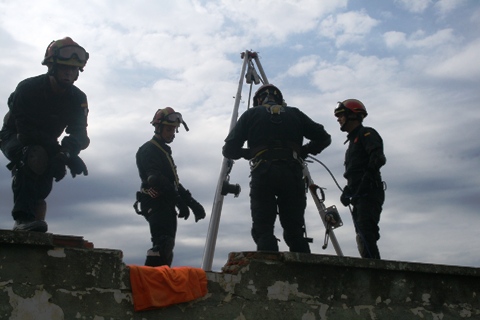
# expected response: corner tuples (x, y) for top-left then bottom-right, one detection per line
(188, 198), (206, 222)
(340, 186), (352, 206)
(51, 152), (68, 182)
(67, 155), (88, 178)
(177, 185), (206, 222)
(240, 148), (252, 160)
(176, 197), (190, 220)
(300, 144), (310, 160)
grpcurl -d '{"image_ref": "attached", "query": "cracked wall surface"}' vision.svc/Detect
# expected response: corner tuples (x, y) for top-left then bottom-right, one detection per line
(1, 231), (479, 319)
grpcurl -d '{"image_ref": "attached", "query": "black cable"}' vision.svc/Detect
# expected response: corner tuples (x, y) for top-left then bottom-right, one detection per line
(306, 155), (344, 192)
(307, 155), (375, 258)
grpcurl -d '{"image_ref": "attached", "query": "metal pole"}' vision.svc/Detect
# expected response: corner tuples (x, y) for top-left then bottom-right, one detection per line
(303, 164), (344, 256)
(252, 55), (269, 85)
(201, 51), (251, 271)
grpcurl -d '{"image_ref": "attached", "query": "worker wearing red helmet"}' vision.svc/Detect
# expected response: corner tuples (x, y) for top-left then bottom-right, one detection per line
(334, 99), (386, 259)
(135, 107), (205, 267)
(223, 84), (331, 253)
(0, 37), (90, 232)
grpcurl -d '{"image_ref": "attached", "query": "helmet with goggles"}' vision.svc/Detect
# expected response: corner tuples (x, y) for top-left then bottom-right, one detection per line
(253, 84), (283, 107)
(334, 99), (368, 121)
(42, 37), (89, 71)
(151, 107), (189, 132)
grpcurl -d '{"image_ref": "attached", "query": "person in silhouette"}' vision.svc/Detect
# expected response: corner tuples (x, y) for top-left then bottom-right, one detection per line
(135, 107), (206, 267)
(334, 99), (386, 259)
(223, 84), (331, 253)
(0, 37), (90, 232)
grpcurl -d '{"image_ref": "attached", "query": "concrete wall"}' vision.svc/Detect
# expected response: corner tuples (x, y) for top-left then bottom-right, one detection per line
(0, 230), (479, 320)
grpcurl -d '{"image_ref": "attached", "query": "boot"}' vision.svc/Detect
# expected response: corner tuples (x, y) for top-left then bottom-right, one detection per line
(144, 249), (170, 267)
(35, 200), (47, 221)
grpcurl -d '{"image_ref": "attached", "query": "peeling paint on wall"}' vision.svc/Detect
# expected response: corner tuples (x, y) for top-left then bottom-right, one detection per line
(247, 279), (257, 294)
(6, 287), (64, 320)
(47, 248), (66, 258)
(267, 281), (299, 301)
(354, 305), (376, 320)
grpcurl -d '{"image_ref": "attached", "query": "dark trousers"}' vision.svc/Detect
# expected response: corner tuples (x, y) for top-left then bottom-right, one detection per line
(140, 194), (177, 265)
(1, 136), (54, 221)
(249, 161), (310, 253)
(351, 184), (384, 259)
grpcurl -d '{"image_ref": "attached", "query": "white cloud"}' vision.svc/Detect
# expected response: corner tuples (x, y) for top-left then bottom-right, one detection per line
(310, 52), (399, 94)
(434, 0), (464, 15)
(395, 0), (432, 13)
(427, 38), (480, 80)
(285, 55), (319, 77)
(384, 28), (456, 49)
(0, 0), (479, 272)
(319, 10), (380, 47)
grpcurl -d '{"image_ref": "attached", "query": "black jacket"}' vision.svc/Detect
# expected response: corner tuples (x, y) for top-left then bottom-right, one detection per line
(1, 74), (89, 155)
(136, 136), (179, 196)
(223, 103), (331, 160)
(344, 124), (385, 188)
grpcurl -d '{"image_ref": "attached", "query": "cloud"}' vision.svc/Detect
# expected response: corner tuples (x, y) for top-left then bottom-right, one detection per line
(384, 28), (456, 49)
(395, 0), (432, 13)
(285, 55), (319, 78)
(319, 10), (380, 47)
(0, 0), (479, 272)
(434, 0), (465, 15)
(426, 38), (480, 80)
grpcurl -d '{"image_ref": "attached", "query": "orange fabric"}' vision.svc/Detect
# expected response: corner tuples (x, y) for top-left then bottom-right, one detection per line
(128, 265), (208, 311)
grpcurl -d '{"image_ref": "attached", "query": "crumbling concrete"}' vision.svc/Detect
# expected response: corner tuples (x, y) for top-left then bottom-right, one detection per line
(0, 230), (479, 319)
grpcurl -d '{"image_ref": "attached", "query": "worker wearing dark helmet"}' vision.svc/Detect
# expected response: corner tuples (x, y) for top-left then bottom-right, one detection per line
(223, 84), (331, 253)
(334, 99), (386, 259)
(135, 107), (206, 267)
(0, 37), (90, 233)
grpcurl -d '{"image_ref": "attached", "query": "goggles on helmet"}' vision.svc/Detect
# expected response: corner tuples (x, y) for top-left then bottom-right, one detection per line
(334, 102), (347, 116)
(163, 112), (183, 124)
(53, 45), (89, 63)
(151, 109), (190, 132)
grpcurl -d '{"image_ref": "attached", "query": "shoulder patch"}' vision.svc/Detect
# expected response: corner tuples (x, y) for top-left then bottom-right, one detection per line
(364, 132), (371, 137)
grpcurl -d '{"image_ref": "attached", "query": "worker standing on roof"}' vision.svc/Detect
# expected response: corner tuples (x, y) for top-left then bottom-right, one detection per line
(135, 107), (206, 267)
(222, 84), (331, 253)
(0, 37), (90, 233)
(334, 99), (386, 259)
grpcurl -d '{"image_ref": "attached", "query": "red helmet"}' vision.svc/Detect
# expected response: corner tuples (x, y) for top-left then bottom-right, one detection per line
(151, 107), (189, 131)
(42, 37), (89, 71)
(253, 84), (283, 106)
(334, 99), (368, 119)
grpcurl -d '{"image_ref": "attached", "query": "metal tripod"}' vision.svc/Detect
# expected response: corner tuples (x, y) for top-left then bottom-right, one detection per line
(201, 50), (343, 271)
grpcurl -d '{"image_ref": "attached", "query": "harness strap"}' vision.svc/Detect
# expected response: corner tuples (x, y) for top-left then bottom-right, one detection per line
(249, 147), (303, 172)
(149, 139), (179, 187)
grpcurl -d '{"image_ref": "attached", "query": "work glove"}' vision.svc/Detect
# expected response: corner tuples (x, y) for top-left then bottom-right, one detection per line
(188, 198), (206, 222)
(67, 155), (88, 178)
(51, 152), (68, 182)
(240, 148), (252, 160)
(300, 144), (310, 160)
(178, 185), (206, 222)
(340, 186), (352, 207)
(176, 196), (190, 220)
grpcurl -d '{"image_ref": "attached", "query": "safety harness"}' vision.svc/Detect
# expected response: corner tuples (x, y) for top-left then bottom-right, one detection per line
(134, 139), (180, 215)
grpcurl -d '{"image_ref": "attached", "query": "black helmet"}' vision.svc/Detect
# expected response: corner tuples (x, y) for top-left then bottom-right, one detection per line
(253, 84), (283, 106)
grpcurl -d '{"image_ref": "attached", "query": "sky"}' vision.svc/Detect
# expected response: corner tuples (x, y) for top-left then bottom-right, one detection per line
(0, 0), (479, 272)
